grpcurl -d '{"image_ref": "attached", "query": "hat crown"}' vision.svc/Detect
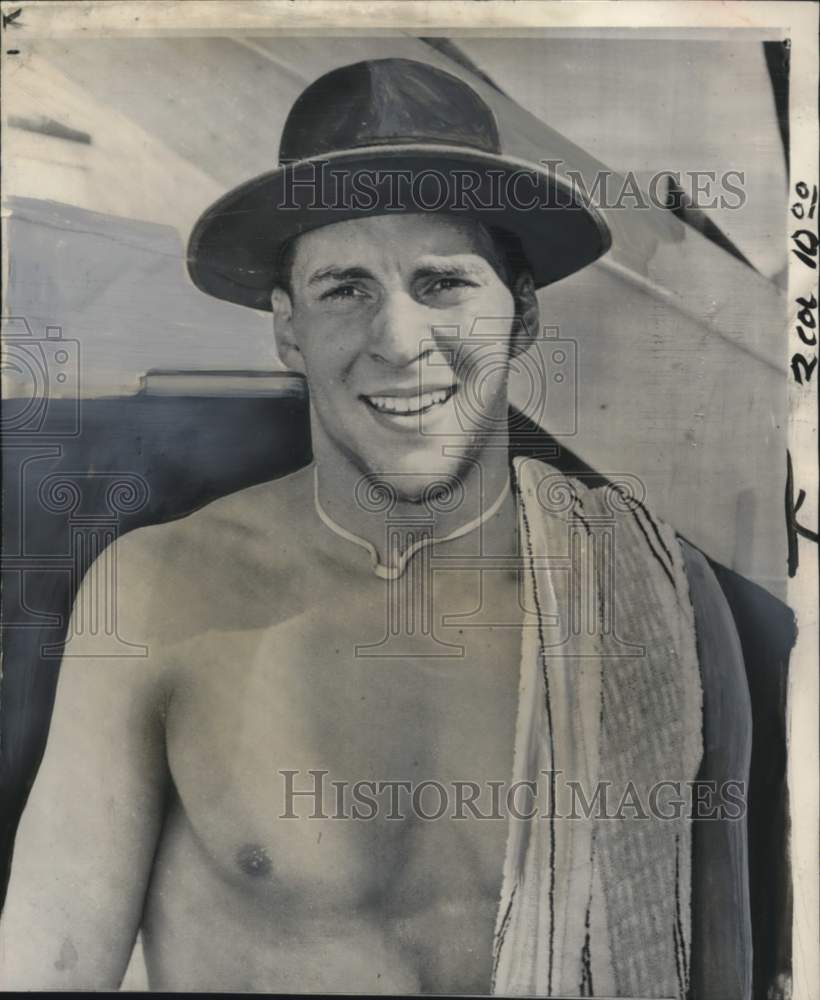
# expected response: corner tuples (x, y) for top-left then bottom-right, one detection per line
(279, 58), (501, 162)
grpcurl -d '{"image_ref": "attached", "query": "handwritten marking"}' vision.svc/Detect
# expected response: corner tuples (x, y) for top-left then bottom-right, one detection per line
(785, 450), (819, 578)
(2, 7), (22, 28)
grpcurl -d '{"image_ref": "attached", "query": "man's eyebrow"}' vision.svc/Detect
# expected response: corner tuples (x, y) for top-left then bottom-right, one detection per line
(307, 266), (375, 286)
(412, 258), (494, 280)
(306, 257), (496, 286)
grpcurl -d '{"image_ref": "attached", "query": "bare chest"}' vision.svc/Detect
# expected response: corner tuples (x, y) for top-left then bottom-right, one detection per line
(164, 566), (523, 914)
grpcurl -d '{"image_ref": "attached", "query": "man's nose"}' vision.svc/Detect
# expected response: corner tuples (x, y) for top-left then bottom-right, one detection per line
(368, 290), (431, 368)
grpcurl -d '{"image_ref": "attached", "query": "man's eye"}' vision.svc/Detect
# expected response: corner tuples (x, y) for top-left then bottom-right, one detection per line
(321, 284), (366, 301)
(428, 277), (477, 294)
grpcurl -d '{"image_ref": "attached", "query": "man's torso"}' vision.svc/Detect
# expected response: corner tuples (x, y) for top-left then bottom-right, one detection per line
(135, 466), (524, 993)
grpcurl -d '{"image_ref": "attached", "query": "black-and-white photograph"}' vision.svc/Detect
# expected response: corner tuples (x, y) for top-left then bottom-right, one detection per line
(0, 2), (817, 997)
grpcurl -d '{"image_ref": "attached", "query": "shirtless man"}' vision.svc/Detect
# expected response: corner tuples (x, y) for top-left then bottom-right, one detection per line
(0, 57), (751, 996)
(1, 206), (536, 991)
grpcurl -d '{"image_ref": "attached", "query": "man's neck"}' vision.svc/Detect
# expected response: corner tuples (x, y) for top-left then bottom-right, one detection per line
(312, 434), (515, 576)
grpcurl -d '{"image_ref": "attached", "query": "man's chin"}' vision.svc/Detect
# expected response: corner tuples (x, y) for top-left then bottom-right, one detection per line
(360, 451), (478, 506)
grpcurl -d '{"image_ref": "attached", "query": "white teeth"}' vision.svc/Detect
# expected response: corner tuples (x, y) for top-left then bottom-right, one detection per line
(365, 388), (452, 415)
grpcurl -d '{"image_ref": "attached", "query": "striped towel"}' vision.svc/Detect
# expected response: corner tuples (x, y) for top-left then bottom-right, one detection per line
(493, 457), (703, 998)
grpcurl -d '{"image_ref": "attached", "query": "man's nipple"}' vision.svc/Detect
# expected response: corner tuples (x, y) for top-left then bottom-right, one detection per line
(236, 843), (273, 879)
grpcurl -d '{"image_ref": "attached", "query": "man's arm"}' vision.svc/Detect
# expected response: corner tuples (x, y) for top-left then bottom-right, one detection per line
(0, 530), (171, 989)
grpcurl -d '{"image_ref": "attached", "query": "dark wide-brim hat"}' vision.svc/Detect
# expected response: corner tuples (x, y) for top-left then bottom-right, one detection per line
(187, 58), (612, 311)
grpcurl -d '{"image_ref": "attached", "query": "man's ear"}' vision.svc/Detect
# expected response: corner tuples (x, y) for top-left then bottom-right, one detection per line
(271, 287), (305, 373)
(510, 271), (539, 357)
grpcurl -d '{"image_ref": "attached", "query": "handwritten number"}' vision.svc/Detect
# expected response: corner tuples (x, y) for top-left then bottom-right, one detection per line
(791, 353), (817, 384)
(794, 183), (818, 220)
(791, 229), (819, 269)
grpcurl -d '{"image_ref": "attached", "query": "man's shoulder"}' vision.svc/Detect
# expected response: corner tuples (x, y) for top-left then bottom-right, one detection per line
(104, 466), (316, 640)
(118, 464), (314, 563)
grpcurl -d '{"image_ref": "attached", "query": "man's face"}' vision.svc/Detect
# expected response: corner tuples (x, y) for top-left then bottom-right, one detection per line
(272, 213), (526, 499)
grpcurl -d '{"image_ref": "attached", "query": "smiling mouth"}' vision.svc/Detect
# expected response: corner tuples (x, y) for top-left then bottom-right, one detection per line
(361, 385), (458, 417)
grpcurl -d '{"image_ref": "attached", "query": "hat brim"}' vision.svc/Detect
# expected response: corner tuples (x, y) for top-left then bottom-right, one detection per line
(187, 146), (612, 311)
